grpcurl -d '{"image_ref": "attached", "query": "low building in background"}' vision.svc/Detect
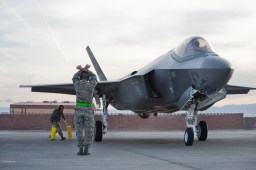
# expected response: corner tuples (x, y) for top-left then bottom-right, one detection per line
(1, 101), (254, 130)
(10, 101), (76, 115)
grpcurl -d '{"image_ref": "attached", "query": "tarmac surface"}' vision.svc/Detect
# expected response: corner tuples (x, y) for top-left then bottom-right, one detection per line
(0, 130), (256, 170)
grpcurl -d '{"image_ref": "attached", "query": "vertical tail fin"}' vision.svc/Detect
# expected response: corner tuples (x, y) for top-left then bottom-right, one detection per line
(86, 46), (107, 81)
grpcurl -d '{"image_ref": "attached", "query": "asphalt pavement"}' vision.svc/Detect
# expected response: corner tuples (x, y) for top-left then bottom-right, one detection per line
(0, 130), (256, 170)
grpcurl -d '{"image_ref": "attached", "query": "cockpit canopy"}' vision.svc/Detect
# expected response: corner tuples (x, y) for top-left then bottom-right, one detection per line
(174, 36), (214, 59)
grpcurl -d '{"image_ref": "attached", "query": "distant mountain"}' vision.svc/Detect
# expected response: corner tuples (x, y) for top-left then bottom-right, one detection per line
(204, 103), (256, 117)
(0, 107), (9, 114)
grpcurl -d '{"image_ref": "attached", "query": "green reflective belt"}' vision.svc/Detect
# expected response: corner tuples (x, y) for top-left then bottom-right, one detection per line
(76, 102), (93, 107)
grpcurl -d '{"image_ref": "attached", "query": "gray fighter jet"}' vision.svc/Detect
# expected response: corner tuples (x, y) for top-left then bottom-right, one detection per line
(20, 36), (256, 146)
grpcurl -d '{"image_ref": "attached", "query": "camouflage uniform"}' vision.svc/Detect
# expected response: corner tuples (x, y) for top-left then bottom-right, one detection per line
(50, 108), (66, 138)
(72, 70), (97, 149)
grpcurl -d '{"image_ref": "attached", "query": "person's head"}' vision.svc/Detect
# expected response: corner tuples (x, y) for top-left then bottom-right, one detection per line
(80, 71), (89, 81)
(58, 105), (64, 111)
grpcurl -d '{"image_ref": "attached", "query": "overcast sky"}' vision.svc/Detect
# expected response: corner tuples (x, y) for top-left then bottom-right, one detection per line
(0, 0), (256, 107)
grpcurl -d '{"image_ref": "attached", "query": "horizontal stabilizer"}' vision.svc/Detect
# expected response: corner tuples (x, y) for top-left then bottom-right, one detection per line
(225, 85), (256, 94)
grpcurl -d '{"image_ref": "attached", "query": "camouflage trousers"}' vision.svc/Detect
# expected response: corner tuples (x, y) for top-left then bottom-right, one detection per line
(75, 107), (94, 148)
(52, 121), (64, 137)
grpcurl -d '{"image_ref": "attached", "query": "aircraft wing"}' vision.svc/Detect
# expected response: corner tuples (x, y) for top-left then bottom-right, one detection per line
(225, 85), (256, 94)
(20, 84), (75, 95)
(20, 81), (120, 97)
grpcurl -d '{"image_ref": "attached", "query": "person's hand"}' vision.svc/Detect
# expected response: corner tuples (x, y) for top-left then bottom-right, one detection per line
(76, 64), (91, 71)
(76, 65), (83, 70)
(84, 64), (91, 69)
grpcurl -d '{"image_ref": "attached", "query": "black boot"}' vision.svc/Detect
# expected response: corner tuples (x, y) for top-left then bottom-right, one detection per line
(77, 147), (83, 155)
(83, 147), (91, 155)
(61, 136), (66, 141)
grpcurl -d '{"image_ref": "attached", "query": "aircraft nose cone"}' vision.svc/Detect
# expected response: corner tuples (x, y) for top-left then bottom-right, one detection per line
(201, 56), (232, 69)
(199, 56), (233, 92)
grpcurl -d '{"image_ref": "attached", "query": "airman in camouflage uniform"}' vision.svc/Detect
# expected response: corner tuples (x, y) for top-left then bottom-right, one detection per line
(72, 64), (97, 155)
(49, 105), (66, 140)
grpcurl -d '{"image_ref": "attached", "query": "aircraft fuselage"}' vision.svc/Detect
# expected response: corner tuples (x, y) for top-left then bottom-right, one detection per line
(110, 39), (233, 115)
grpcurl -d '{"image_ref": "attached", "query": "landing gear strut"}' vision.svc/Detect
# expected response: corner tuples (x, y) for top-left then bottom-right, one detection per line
(102, 94), (109, 134)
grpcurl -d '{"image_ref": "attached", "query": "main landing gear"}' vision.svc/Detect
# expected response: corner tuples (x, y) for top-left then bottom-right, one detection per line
(184, 100), (208, 146)
(94, 94), (109, 142)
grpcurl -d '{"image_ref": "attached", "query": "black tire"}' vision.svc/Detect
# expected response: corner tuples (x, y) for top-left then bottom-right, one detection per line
(184, 128), (194, 146)
(94, 121), (103, 142)
(197, 121), (208, 141)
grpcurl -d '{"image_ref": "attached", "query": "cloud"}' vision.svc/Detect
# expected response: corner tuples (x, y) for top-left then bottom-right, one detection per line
(0, 0), (256, 108)
(0, 38), (29, 48)
(178, 10), (250, 35)
(1, 0), (32, 30)
(0, 52), (17, 61)
(35, 1), (70, 62)
(5, 99), (13, 103)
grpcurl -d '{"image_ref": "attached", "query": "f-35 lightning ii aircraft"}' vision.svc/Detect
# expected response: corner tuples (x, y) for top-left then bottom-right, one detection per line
(20, 36), (256, 146)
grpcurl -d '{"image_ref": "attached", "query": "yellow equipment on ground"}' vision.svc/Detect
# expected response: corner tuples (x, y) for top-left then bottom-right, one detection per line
(67, 125), (72, 139)
(50, 126), (57, 140)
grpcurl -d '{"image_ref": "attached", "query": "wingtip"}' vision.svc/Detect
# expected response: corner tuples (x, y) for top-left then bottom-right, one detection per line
(19, 85), (28, 88)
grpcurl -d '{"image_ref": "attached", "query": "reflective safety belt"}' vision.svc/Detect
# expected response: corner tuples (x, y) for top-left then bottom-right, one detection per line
(76, 102), (93, 107)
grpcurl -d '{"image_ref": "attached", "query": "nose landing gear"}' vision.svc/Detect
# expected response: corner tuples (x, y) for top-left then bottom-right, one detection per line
(184, 99), (208, 146)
